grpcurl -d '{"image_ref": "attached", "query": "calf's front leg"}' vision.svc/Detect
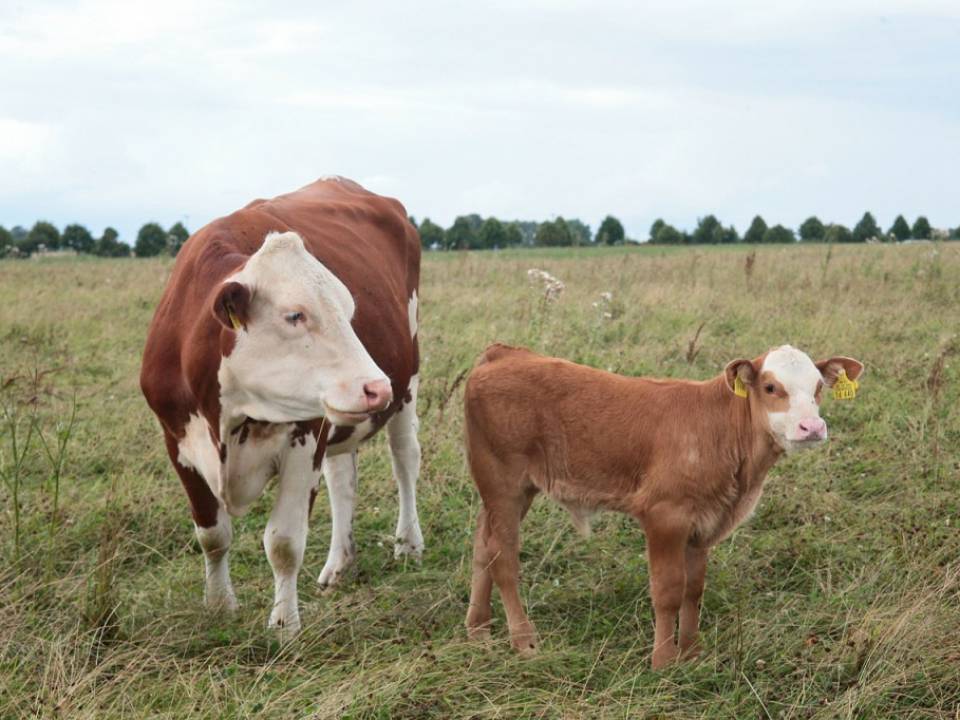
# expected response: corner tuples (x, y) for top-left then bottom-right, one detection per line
(679, 544), (708, 658)
(643, 505), (690, 669)
(265, 439), (320, 634)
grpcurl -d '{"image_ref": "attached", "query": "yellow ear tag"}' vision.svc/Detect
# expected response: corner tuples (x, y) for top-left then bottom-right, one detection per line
(734, 375), (748, 398)
(228, 310), (242, 331)
(832, 369), (858, 400)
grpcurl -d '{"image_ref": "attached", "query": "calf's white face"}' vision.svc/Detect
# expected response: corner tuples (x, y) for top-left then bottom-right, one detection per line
(214, 232), (391, 426)
(726, 345), (864, 453)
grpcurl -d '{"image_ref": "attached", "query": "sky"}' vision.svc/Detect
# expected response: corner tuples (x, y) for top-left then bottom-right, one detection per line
(1, 0), (958, 243)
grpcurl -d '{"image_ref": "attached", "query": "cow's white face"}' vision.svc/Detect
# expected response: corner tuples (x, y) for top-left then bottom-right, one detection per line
(215, 232), (391, 426)
(726, 345), (864, 453)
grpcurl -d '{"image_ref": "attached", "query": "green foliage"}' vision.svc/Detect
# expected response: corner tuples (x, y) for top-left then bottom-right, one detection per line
(852, 211), (881, 243)
(446, 216), (479, 250)
(799, 216), (825, 242)
(912, 216), (932, 239)
(950, 226), (960, 240)
(22, 221), (61, 255)
(504, 222), (524, 247)
(417, 218), (445, 249)
(743, 215), (767, 244)
(134, 222), (168, 257)
(478, 217), (507, 249)
(597, 215), (625, 245)
(889, 215), (911, 242)
(823, 223), (853, 243)
(167, 222), (190, 256)
(565, 219), (591, 246)
(649, 218), (665, 243)
(94, 227), (130, 257)
(62, 224), (95, 254)
(762, 224), (795, 243)
(653, 223), (683, 244)
(0, 225), (11, 255)
(534, 217), (575, 247)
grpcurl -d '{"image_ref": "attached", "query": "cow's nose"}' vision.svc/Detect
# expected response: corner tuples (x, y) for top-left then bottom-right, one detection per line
(363, 379), (393, 412)
(798, 417), (826, 439)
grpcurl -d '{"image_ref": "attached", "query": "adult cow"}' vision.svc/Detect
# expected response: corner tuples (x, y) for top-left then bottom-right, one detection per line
(141, 177), (423, 633)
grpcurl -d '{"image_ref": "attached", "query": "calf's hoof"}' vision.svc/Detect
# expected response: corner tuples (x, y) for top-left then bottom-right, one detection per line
(465, 618), (492, 643)
(510, 622), (540, 657)
(651, 643), (680, 670)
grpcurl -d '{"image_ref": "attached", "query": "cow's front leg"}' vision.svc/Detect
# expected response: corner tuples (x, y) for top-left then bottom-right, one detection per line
(386, 374), (424, 560)
(196, 506), (239, 611)
(264, 440), (319, 634)
(318, 451), (358, 589)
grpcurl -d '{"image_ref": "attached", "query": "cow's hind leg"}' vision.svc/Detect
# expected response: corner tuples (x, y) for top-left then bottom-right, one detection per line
(318, 451), (358, 590)
(265, 437), (321, 634)
(386, 375), (424, 561)
(164, 432), (237, 611)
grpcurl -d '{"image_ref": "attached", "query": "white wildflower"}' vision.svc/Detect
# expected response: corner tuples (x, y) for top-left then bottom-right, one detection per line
(527, 268), (565, 303)
(592, 290), (614, 320)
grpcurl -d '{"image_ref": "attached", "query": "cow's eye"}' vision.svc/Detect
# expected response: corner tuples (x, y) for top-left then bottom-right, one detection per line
(764, 384), (776, 394)
(284, 311), (305, 325)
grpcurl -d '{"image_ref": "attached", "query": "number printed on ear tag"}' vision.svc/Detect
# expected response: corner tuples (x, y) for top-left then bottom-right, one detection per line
(832, 369), (858, 400)
(734, 375), (748, 398)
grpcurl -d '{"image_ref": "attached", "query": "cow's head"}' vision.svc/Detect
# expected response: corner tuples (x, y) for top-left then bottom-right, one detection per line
(725, 345), (864, 452)
(214, 231), (392, 426)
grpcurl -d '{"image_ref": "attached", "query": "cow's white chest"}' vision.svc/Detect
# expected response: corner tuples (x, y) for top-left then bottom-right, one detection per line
(325, 419), (376, 456)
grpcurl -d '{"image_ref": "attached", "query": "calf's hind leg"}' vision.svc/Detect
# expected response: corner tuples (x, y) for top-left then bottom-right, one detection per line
(466, 508), (494, 640)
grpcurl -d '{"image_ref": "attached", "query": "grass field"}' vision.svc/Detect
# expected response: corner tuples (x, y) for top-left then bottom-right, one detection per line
(1, 243), (959, 719)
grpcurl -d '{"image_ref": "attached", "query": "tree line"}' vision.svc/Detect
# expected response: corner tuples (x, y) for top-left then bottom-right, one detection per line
(413, 211), (958, 248)
(0, 221), (190, 258)
(3, 210), (957, 259)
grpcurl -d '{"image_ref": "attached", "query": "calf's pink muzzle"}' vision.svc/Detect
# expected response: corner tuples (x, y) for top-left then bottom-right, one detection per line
(796, 417), (827, 441)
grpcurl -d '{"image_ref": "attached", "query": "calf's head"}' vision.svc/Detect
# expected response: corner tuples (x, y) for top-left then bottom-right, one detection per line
(725, 345), (864, 452)
(214, 231), (391, 426)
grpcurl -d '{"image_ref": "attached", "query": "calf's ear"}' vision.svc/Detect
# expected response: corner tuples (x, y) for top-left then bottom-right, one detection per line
(212, 281), (252, 331)
(724, 358), (758, 396)
(815, 356), (865, 387)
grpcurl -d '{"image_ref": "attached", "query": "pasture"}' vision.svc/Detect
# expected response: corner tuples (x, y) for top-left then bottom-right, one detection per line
(1, 243), (959, 718)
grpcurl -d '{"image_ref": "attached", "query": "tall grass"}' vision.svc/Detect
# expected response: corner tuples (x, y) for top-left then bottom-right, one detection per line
(0, 243), (958, 718)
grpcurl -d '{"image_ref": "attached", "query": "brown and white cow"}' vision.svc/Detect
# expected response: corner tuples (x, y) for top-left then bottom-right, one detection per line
(463, 343), (863, 668)
(141, 177), (423, 633)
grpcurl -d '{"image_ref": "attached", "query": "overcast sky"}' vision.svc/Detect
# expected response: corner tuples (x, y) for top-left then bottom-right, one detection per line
(1, 0), (958, 243)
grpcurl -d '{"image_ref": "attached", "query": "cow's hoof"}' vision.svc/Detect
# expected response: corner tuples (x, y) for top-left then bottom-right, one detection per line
(651, 644), (680, 670)
(317, 557), (354, 591)
(466, 621), (492, 643)
(510, 622), (539, 657)
(268, 607), (301, 637)
(205, 589), (239, 613)
(393, 526), (424, 561)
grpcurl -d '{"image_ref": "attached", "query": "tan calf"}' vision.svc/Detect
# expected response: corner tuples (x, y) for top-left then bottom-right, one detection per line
(463, 343), (863, 668)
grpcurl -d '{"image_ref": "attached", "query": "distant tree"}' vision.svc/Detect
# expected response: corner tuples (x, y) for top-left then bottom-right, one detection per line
(534, 217), (574, 247)
(22, 221), (61, 255)
(823, 224), (853, 244)
(11, 225), (27, 243)
(743, 216), (768, 244)
(762, 224), (795, 244)
(417, 218), (445, 249)
(565, 219), (591, 246)
(167, 222), (190, 255)
(597, 215), (625, 245)
(799, 216), (825, 242)
(719, 225), (740, 243)
(888, 215), (910, 242)
(446, 216), (479, 250)
(62, 223), (95, 253)
(0, 225), (11, 256)
(94, 227), (130, 257)
(692, 215), (724, 244)
(950, 225), (960, 241)
(504, 222), (524, 246)
(408, 215), (418, 229)
(851, 212), (880, 243)
(653, 223), (683, 245)
(649, 218), (666, 243)
(911, 216), (932, 239)
(478, 217), (508, 249)
(134, 222), (168, 257)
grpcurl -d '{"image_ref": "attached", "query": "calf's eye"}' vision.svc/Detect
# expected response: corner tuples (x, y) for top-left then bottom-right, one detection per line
(764, 384), (776, 394)
(284, 311), (305, 325)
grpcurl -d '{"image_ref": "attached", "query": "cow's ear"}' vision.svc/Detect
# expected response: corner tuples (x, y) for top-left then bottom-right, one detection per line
(724, 358), (758, 396)
(815, 356), (864, 387)
(213, 281), (252, 331)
